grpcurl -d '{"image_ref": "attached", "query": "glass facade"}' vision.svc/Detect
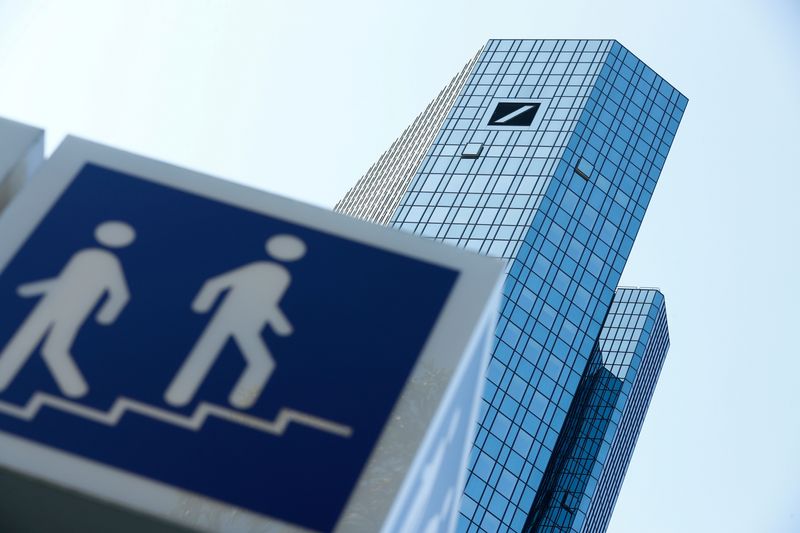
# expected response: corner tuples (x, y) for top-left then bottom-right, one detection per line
(524, 288), (669, 532)
(335, 52), (480, 226)
(336, 39), (686, 532)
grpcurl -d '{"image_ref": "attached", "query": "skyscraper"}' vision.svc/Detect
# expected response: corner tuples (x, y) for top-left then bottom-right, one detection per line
(524, 288), (670, 532)
(336, 39), (686, 532)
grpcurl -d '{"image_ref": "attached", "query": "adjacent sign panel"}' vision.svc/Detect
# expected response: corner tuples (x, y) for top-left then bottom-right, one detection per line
(0, 138), (502, 533)
(0, 116), (44, 213)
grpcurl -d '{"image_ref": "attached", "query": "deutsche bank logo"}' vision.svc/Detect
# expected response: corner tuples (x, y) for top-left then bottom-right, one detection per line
(487, 101), (541, 126)
(0, 163), (458, 532)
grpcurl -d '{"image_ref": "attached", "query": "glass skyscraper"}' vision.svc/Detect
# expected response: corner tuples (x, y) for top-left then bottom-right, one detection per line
(524, 288), (669, 532)
(336, 39), (686, 532)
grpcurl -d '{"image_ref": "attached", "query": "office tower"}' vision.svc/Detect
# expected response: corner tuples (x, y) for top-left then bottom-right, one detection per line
(336, 39), (686, 532)
(524, 288), (669, 532)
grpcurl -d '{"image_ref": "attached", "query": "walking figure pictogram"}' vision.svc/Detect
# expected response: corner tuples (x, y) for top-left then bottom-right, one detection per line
(165, 234), (306, 410)
(0, 221), (135, 397)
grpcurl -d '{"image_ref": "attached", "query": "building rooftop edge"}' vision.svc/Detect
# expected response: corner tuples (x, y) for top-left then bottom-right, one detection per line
(483, 38), (689, 103)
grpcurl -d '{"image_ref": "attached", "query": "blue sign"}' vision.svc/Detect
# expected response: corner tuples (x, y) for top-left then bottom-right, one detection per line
(0, 163), (460, 532)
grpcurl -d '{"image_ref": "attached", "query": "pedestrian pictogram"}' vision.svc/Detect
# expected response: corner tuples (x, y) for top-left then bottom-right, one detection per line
(0, 221), (134, 398)
(166, 234), (306, 409)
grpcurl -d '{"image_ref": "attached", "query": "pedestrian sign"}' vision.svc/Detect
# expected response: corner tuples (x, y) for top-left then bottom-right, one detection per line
(0, 138), (503, 533)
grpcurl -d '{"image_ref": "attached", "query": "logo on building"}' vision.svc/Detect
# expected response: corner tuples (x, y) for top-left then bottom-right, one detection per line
(487, 101), (541, 126)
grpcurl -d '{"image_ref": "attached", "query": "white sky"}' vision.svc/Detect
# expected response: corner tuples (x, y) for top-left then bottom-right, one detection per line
(0, 0), (798, 531)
